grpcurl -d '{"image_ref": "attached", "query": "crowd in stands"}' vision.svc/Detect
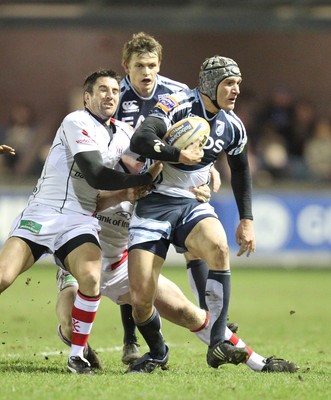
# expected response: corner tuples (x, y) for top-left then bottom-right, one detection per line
(1, 85), (331, 187)
(217, 85), (331, 187)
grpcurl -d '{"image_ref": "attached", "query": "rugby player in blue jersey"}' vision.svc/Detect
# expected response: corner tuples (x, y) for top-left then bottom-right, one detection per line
(127, 55), (256, 373)
(114, 32), (226, 364)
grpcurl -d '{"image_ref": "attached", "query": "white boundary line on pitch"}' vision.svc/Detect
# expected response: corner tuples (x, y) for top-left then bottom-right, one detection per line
(4, 343), (183, 358)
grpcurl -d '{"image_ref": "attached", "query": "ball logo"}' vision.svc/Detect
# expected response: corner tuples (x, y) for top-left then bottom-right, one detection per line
(167, 121), (193, 146)
(163, 116), (210, 150)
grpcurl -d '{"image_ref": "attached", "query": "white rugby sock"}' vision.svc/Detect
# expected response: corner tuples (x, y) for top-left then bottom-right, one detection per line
(70, 290), (101, 359)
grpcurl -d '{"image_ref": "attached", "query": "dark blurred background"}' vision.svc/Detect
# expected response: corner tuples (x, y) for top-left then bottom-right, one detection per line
(1, 0), (331, 184)
(0, 1), (330, 264)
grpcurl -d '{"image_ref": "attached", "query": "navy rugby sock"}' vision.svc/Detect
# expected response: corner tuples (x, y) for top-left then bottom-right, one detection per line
(205, 269), (231, 347)
(120, 304), (138, 344)
(136, 308), (167, 360)
(186, 259), (209, 310)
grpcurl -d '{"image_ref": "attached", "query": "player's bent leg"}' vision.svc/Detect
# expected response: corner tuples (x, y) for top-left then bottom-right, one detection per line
(100, 268), (141, 366)
(185, 254), (239, 333)
(127, 248), (168, 373)
(128, 248), (161, 323)
(184, 253), (209, 310)
(66, 242), (102, 297)
(225, 327), (299, 372)
(55, 267), (103, 370)
(120, 304), (140, 365)
(60, 243), (102, 374)
(155, 274), (207, 329)
(56, 285), (77, 341)
(194, 319), (298, 373)
(185, 218), (248, 368)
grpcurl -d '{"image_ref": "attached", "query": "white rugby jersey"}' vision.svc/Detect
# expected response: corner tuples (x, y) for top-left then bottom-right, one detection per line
(149, 88), (248, 198)
(28, 109), (134, 215)
(115, 74), (188, 129)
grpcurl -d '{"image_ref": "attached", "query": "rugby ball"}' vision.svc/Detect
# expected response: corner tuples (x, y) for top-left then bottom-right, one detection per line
(162, 116), (210, 150)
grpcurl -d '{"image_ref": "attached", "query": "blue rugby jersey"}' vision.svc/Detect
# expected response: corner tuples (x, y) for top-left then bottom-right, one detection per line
(115, 74), (188, 129)
(145, 88), (247, 198)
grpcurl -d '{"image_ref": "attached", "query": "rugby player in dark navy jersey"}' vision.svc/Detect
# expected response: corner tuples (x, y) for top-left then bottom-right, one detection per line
(126, 55), (256, 373)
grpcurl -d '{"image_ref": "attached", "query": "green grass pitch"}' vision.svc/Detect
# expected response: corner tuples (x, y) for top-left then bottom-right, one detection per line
(0, 263), (330, 400)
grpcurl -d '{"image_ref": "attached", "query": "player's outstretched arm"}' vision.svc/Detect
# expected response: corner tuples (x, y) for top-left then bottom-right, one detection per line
(74, 150), (158, 190)
(95, 162), (162, 211)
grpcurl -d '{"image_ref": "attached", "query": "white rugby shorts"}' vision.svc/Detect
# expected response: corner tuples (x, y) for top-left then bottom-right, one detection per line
(9, 203), (101, 254)
(100, 257), (129, 305)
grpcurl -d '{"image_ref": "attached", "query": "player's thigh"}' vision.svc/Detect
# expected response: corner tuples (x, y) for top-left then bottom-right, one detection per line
(0, 237), (34, 288)
(185, 217), (229, 268)
(65, 242), (102, 294)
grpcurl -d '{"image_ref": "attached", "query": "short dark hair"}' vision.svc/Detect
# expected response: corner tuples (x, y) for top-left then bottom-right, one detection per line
(83, 69), (122, 95)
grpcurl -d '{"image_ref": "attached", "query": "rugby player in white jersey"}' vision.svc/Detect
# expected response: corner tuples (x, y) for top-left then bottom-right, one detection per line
(126, 55), (257, 373)
(114, 32), (224, 364)
(0, 69), (161, 375)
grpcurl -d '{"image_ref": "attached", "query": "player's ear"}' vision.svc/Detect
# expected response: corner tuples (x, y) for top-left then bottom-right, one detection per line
(122, 62), (129, 74)
(83, 91), (90, 105)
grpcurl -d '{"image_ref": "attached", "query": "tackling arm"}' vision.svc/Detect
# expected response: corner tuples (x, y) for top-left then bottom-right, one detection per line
(74, 151), (155, 190)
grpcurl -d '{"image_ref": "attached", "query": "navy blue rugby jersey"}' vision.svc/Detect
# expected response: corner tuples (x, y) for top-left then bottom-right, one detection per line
(115, 74), (188, 129)
(150, 87), (247, 168)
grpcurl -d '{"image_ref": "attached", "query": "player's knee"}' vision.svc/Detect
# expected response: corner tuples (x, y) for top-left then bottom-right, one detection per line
(131, 296), (153, 319)
(0, 264), (16, 293)
(0, 278), (11, 293)
(208, 241), (230, 268)
(76, 269), (100, 296)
